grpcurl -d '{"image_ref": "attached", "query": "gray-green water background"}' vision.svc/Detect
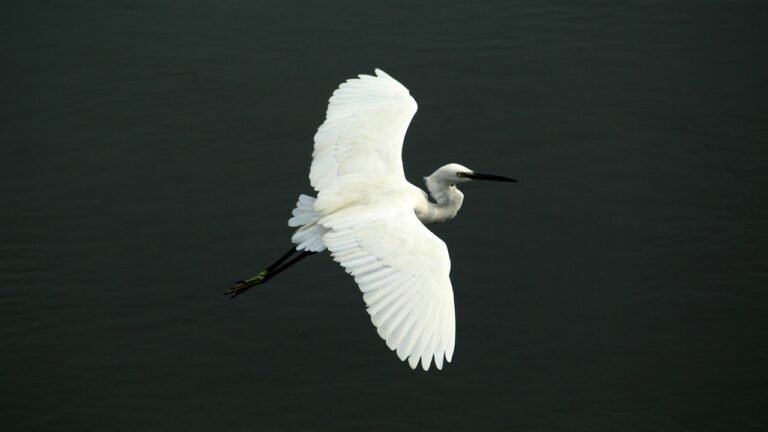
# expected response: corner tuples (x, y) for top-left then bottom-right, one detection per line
(2, 1), (767, 430)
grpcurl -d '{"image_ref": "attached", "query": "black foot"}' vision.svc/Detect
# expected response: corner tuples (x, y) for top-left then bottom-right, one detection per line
(226, 270), (268, 299)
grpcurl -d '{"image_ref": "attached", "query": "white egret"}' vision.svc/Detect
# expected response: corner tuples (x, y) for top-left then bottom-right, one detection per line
(227, 69), (517, 371)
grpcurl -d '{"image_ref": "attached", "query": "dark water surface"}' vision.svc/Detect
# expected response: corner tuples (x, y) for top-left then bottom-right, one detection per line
(2, 1), (767, 430)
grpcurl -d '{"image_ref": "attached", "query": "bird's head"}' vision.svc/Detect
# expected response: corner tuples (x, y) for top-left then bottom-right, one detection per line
(428, 163), (518, 186)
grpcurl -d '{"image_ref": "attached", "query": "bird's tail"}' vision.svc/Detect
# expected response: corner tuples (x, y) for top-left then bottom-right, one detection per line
(288, 194), (328, 252)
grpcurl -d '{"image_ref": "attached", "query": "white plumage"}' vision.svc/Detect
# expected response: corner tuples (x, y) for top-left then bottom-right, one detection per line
(296, 69), (455, 371)
(320, 199), (455, 371)
(231, 69), (516, 371)
(309, 69), (417, 190)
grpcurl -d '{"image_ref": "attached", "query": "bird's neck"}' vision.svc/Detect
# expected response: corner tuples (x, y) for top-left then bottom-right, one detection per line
(417, 177), (465, 224)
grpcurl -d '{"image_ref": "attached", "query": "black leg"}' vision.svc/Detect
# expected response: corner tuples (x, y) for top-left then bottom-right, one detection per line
(226, 247), (316, 299)
(260, 250), (315, 283)
(266, 246), (300, 272)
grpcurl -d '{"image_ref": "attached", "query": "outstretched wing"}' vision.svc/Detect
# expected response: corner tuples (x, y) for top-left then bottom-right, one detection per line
(310, 69), (418, 192)
(321, 204), (456, 371)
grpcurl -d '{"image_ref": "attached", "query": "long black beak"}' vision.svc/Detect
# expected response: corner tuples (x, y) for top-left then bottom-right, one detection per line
(465, 172), (518, 182)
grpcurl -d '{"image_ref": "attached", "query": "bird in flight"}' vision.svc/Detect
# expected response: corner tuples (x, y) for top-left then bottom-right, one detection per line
(227, 69), (516, 371)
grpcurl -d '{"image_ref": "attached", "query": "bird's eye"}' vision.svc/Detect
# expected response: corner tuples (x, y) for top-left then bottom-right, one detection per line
(456, 172), (465, 178)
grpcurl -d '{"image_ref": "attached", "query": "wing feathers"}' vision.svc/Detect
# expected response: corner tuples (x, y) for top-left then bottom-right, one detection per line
(391, 295), (424, 358)
(323, 205), (455, 371)
(309, 69), (418, 192)
(308, 70), (455, 371)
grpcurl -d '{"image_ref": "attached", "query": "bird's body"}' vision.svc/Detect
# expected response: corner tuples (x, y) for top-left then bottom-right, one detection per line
(228, 69), (516, 371)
